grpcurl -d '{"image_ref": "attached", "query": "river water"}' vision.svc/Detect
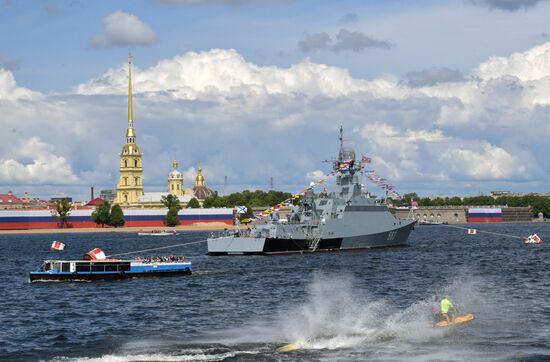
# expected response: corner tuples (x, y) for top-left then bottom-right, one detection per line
(2, 223), (549, 361)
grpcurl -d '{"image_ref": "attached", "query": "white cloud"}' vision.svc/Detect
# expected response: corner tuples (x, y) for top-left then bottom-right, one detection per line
(90, 11), (157, 48)
(306, 170), (325, 180)
(473, 42), (550, 81)
(182, 166), (198, 185)
(0, 68), (39, 100)
(357, 122), (530, 182)
(0, 137), (79, 184)
(439, 143), (526, 179)
(4, 42), (550, 199)
(75, 48), (373, 98)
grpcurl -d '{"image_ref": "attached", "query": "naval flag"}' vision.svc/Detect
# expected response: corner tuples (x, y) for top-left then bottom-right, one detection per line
(236, 206), (247, 214)
(468, 229), (477, 235)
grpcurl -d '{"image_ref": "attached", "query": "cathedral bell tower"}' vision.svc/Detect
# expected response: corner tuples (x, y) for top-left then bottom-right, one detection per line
(115, 53), (144, 205)
(168, 160), (184, 196)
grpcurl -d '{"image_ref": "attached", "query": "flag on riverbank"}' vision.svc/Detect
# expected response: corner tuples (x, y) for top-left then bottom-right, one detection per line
(236, 206), (247, 214)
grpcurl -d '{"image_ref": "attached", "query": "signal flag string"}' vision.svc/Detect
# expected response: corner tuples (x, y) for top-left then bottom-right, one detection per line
(106, 239), (208, 258)
(438, 224), (543, 244)
(439, 224), (524, 239)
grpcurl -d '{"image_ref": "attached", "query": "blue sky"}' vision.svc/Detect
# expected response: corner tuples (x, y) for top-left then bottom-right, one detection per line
(1, 0), (550, 200)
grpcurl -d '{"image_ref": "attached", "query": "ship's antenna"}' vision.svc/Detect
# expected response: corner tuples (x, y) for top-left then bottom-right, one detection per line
(339, 125), (344, 150)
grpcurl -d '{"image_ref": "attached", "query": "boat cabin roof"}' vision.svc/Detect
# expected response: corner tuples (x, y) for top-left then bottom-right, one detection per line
(43, 259), (129, 263)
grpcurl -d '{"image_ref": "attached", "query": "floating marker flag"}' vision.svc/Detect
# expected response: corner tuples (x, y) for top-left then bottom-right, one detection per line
(468, 229), (477, 235)
(50, 240), (65, 251)
(236, 205), (247, 214)
(525, 234), (542, 244)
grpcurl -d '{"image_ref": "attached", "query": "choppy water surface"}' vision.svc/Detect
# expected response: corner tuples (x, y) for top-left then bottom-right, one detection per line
(2, 224), (550, 361)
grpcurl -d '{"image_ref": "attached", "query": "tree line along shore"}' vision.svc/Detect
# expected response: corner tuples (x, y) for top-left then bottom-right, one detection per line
(391, 193), (550, 218)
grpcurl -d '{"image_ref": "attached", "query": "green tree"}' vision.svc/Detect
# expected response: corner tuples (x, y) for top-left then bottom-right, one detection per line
(92, 201), (111, 227)
(161, 194), (182, 210)
(51, 198), (72, 228)
(109, 204), (125, 227)
(448, 196), (463, 205)
(201, 189), (292, 209)
(166, 207), (180, 226)
(187, 198), (201, 208)
(161, 194), (182, 226)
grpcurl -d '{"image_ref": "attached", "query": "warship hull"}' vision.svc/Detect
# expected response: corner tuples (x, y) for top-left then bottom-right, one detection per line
(207, 220), (415, 255)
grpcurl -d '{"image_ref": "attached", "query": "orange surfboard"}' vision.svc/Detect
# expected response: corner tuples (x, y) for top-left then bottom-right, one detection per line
(435, 313), (474, 327)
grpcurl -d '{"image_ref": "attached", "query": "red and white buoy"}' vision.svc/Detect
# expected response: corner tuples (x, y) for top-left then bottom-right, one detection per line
(50, 241), (66, 251)
(524, 234), (543, 244)
(83, 248), (106, 260)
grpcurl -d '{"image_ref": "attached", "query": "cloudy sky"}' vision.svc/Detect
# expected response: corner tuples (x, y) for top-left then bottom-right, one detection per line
(1, 0), (550, 201)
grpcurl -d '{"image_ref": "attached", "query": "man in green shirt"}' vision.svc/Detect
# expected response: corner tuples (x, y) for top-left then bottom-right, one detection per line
(440, 296), (456, 323)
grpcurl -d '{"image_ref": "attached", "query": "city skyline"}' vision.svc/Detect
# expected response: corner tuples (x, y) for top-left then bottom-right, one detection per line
(1, 0), (550, 201)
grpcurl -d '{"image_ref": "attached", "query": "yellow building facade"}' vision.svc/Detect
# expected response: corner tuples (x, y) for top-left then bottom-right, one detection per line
(115, 54), (144, 205)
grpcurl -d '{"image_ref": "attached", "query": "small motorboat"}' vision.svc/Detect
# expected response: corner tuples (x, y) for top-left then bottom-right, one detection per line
(137, 230), (177, 236)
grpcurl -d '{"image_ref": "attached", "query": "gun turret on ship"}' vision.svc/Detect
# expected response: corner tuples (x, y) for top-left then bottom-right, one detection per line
(207, 127), (416, 255)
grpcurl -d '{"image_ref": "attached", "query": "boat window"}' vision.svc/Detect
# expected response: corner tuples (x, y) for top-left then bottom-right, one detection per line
(92, 264), (106, 272)
(319, 200), (328, 206)
(341, 187), (349, 194)
(105, 264), (118, 272)
(76, 263), (91, 272)
(118, 263), (131, 271)
(61, 263), (70, 272)
(52, 262), (61, 271)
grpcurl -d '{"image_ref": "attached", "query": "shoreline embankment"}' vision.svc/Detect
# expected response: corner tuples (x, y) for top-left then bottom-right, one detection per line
(0, 223), (238, 235)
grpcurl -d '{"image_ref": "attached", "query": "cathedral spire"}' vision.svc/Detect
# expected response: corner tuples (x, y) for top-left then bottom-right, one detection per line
(128, 52), (133, 124)
(116, 53), (143, 206)
(125, 53), (136, 144)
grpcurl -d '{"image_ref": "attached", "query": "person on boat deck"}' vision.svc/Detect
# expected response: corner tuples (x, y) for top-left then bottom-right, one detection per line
(440, 295), (456, 323)
(432, 296), (443, 322)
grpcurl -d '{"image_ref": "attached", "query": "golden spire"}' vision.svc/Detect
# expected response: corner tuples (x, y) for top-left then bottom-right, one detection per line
(125, 53), (136, 144)
(128, 52), (133, 124)
(172, 160), (179, 170)
(195, 166), (205, 187)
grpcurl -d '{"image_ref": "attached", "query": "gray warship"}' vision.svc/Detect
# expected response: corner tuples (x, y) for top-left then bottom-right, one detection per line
(207, 127), (416, 255)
